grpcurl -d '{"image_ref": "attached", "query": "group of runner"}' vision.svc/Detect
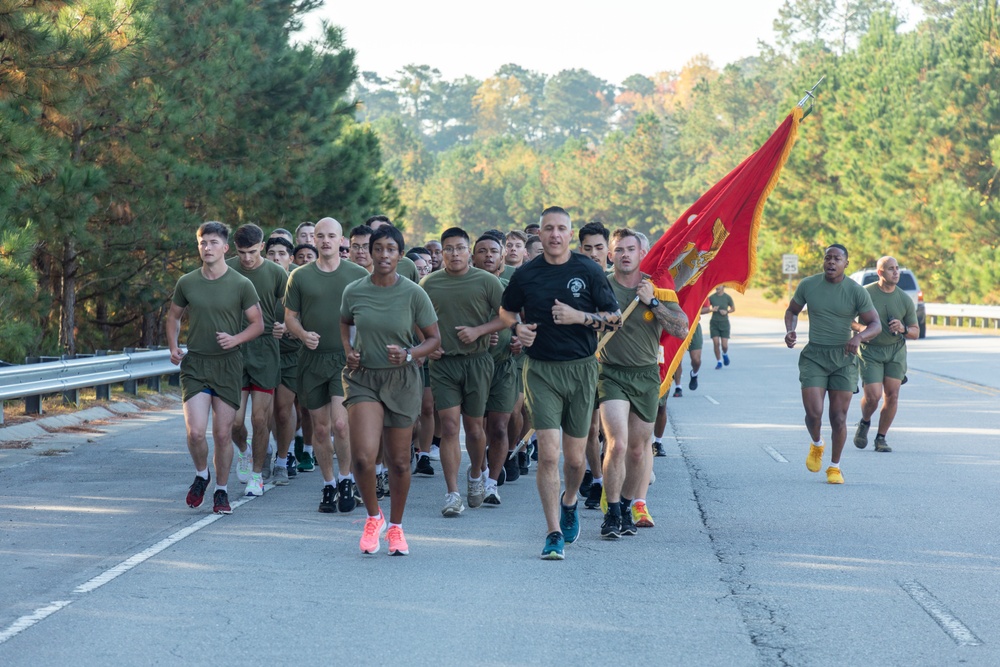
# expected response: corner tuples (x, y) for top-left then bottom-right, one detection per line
(165, 208), (915, 559)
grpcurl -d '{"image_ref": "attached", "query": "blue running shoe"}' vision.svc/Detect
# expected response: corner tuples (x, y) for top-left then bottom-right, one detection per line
(540, 531), (565, 560)
(723, 354), (730, 366)
(560, 501), (580, 544)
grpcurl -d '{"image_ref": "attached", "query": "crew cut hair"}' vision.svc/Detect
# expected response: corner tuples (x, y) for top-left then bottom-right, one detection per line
(827, 243), (849, 258)
(349, 224), (374, 240)
(441, 227), (469, 244)
(233, 223), (264, 248)
(198, 221), (230, 241)
(539, 206), (570, 223)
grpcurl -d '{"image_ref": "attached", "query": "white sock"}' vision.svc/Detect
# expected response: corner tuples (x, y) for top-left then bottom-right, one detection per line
(485, 478), (497, 489)
(469, 473), (481, 482)
(324, 479), (335, 487)
(389, 522), (401, 529)
(376, 463), (385, 474)
(690, 370), (698, 377)
(592, 476), (603, 486)
(632, 498), (645, 506)
(216, 484), (227, 493)
(196, 469), (209, 480)
(812, 439), (824, 447)
(303, 445), (314, 455)
(829, 463), (840, 470)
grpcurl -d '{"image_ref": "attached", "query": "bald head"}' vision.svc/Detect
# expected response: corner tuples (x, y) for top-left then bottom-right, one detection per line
(876, 256), (896, 271)
(314, 217), (344, 261)
(876, 255), (900, 287)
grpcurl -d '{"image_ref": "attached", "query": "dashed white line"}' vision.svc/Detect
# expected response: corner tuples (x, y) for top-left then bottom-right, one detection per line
(0, 600), (72, 645)
(0, 484), (269, 644)
(762, 446), (789, 463)
(705, 395), (720, 405)
(899, 580), (983, 646)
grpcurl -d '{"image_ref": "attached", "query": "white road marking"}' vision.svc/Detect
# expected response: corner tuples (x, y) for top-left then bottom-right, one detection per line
(762, 446), (788, 463)
(899, 580), (983, 646)
(705, 395), (720, 405)
(0, 600), (72, 645)
(0, 484), (269, 643)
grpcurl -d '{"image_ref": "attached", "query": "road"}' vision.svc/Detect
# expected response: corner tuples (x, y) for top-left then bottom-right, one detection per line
(1, 317), (998, 666)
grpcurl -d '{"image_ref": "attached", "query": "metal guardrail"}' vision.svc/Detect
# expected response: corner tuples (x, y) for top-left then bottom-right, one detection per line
(0, 349), (181, 425)
(925, 303), (1000, 330)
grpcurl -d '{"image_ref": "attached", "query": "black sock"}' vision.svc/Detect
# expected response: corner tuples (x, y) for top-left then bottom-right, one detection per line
(432, 435), (441, 447)
(608, 502), (621, 517)
(620, 498), (631, 514)
(861, 419), (871, 427)
(876, 433), (886, 439)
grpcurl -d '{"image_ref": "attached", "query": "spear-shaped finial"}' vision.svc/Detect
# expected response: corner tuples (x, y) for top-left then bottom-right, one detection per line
(797, 76), (826, 118)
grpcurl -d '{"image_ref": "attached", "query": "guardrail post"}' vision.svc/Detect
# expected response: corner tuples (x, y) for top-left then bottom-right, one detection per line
(95, 350), (111, 400)
(24, 357), (43, 415)
(123, 347), (139, 396)
(61, 354), (81, 408)
(145, 346), (161, 393)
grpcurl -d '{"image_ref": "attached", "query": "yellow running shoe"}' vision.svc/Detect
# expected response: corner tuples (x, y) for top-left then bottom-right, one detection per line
(600, 486), (608, 514)
(631, 500), (655, 528)
(826, 467), (844, 484)
(806, 443), (824, 473)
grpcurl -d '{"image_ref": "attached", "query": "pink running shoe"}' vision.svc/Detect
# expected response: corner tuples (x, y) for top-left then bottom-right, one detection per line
(359, 512), (386, 554)
(387, 525), (410, 556)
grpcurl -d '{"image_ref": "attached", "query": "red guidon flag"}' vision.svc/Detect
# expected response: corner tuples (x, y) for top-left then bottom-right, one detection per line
(640, 106), (804, 396)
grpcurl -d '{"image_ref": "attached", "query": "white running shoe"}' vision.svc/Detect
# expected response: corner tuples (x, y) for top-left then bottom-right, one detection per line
(441, 491), (465, 517)
(428, 445), (441, 461)
(235, 445), (252, 483)
(244, 473), (264, 497)
(483, 480), (501, 506)
(467, 472), (485, 508)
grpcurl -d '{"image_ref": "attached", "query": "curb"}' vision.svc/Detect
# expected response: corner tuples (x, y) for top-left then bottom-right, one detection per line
(0, 395), (181, 443)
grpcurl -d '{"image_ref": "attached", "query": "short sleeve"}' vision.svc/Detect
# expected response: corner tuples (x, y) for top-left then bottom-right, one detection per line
(792, 279), (808, 306)
(856, 286), (874, 314)
(902, 296), (917, 326)
(340, 283), (354, 320)
(284, 269), (302, 313)
(485, 272), (504, 310)
(240, 279), (259, 311)
(172, 278), (189, 308)
(413, 287), (437, 329)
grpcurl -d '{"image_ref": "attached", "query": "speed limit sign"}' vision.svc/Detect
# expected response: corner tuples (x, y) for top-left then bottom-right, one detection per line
(782, 254), (798, 275)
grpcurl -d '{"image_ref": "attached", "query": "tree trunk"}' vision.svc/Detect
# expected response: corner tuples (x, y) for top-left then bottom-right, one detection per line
(60, 237), (78, 356)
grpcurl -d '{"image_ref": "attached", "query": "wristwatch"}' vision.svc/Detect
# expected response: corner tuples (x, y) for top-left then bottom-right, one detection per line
(649, 297), (660, 308)
(404, 348), (412, 363)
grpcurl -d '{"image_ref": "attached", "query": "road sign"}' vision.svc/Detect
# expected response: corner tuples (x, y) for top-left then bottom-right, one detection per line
(782, 254), (798, 275)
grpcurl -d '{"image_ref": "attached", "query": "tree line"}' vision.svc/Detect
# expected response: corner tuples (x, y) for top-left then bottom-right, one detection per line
(1, 0), (997, 364)
(355, 0), (998, 304)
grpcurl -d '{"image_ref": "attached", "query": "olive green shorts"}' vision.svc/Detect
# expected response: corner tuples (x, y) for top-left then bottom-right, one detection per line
(514, 352), (526, 394)
(598, 363), (660, 423)
(241, 336), (280, 391)
(486, 356), (517, 414)
(279, 350), (299, 392)
(429, 352), (494, 417)
(860, 342), (907, 384)
(180, 351), (243, 410)
(689, 323), (704, 350)
(523, 355), (598, 438)
(798, 343), (859, 392)
(709, 319), (731, 339)
(297, 350), (347, 411)
(342, 364), (422, 428)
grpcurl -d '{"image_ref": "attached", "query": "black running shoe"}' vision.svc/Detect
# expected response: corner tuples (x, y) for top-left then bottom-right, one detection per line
(673, 386), (682, 397)
(337, 479), (357, 513)
(186, 472), (211, 508)
(585, 481), (603, 510)
(286, 453), (297, 479)
(689, 372), (698, 391)
(212, 489), (232, 514)
(652, 441), (667, 457)
(601, 511), (621, 539)
(414, 455), (435, 477)
(874, 436), (893, 453)
(318, 484), (337, 513)
(620, 505), (637, 536)
(579, 470), (593, 498)
(503, 455), (521, 483)
(517, 450), (530, 475)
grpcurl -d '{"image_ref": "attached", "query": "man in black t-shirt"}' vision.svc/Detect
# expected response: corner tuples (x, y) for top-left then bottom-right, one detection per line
(500, 206), (621, 560)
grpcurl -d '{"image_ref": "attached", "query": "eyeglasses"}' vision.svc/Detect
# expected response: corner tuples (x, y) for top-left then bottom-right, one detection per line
(339, 247), (350, 254)
(443, 246), (469, 254)
(350, 244), (368, 252)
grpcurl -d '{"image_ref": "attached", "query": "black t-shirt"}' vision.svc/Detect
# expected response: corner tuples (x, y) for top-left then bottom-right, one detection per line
(502, 252), (620, 361)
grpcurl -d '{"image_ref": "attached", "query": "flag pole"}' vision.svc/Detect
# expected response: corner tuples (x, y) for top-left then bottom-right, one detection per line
(797, 76), (825, 118)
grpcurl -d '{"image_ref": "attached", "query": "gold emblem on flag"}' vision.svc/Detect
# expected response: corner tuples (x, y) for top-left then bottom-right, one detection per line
(669, 218), (729, 288)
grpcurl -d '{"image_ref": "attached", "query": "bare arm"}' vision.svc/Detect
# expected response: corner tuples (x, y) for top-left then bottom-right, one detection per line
(166, 302), (186, 365)
(784, 300), (803, 348)
(217, 303), (264, 350)
(846, 308), (882, 356)
(455, 315), (508, 345)
(285, 307), (321, 350)
(552, 299), (622, 332)
(500, 306), (538, 347)
(638, 281), (688, 339)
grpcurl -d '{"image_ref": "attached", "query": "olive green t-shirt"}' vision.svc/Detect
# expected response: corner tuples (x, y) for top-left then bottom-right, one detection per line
(172, 267), (259, 356)
(284, 260), (369, 353)
(863, 282), (917, 346)
(792, 274), (874, 346)
(420, 267), (504, 356)
(500, 264), (518, 282)
(599, 275), (681, 367)
(490, 276), (512, 363)
(708, 292), (735, 324)
(274, 267), (300, 355)
(341, 274), (437, 369)
(226, 257), (287, 336)
(397, 255), (420, 283)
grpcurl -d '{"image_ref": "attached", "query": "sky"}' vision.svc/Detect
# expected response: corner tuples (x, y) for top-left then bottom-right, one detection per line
(301, 0), (796, 85)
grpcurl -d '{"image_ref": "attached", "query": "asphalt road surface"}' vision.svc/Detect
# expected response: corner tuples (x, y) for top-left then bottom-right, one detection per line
(1, 317), (998, 666)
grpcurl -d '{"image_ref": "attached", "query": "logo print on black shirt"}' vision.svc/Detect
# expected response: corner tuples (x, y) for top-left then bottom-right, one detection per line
(567, 277), (585, 298)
